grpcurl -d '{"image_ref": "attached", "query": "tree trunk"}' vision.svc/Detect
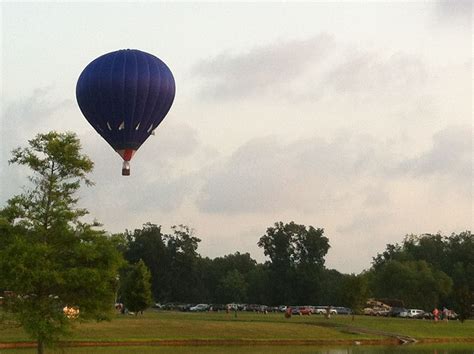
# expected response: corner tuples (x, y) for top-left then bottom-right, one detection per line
(37, 339), (44, 354)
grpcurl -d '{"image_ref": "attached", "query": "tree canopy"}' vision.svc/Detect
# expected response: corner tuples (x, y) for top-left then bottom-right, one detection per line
(0, 132), (122, 353)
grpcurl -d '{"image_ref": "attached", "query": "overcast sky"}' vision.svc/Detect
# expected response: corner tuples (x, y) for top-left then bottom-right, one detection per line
(1, 1), (472, 273)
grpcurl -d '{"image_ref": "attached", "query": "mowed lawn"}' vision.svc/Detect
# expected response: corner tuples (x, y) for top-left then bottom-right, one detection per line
(1, 311), (473, 343)
(1, 311), (373, 342)
(327, 315), (474, 340)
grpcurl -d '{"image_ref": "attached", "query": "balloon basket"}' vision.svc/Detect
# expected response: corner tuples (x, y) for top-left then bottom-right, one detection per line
(122, 161), (130, 176)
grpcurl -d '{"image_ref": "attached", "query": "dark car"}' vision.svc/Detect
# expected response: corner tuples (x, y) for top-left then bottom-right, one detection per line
(180, 304), (195, 312)
(291, 307), (300, 315)
(246, 304), (261, 312)
(209, 304), (226, 312)
(422, 312), (434, 320)
(388, 307), (408, 317)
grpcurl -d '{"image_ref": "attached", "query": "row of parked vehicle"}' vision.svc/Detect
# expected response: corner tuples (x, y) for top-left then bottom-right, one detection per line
(154, 302), (352, 315)
(286, 306), (352, 316)
(364, 307), (459, 320)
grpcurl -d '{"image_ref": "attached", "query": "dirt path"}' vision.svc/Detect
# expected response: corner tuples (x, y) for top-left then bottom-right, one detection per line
(341, 325), (417, 344)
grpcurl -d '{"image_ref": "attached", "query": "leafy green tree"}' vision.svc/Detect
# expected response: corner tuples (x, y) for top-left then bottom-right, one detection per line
(246, 264), (271, 305)
(372, 260), (452, 310)
(120, 260), (153, 314)
(215, 270), (248, 303)
(340, 273), (369, 316)
(446, 232), (473, 321)
(0, 132), (122, 354)
(122, 223), (167, 301)
(319, 269), (346, 306)
(372, 231), (472, 317)
(202, 252), (256, 303)
(164, 225), (204, 302)
(258, 221), (330, 305)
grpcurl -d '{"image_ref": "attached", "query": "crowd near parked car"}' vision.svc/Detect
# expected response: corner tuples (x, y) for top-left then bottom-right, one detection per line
(152, 299), (458, 320)
(363, 299), (459, 320)
(153, 303), (354, 316)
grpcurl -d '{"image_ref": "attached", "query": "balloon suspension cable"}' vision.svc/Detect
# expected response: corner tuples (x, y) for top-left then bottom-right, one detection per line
(122, 161), (130, 176)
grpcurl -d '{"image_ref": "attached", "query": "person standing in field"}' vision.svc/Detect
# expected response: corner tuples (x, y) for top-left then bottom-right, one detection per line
(433, 307), (439, 322)
(442, 307), (449, 322)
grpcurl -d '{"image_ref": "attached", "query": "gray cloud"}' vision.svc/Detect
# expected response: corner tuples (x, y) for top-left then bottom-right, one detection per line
(192, 34), (335, 100)
(397, 125), (472, 179)
(196, 131), (395, 214)
(79, 121), (208, 217)
(1, 88), (74, 202)
(1, 87), (73, 143)
(196, 125), (471, 215)
(322, 52), (427, 96)
(435, 0), (472, 22)
(192, 34), (433, 105)
(0, 89), (208, 220)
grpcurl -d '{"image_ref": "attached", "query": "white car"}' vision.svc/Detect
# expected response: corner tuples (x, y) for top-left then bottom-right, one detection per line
(190, 303), (209, 312)
(401, 309), (424, 318)
(313, 306), (337, 315)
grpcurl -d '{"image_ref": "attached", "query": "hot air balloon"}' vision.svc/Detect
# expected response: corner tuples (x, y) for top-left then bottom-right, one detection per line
(76, 49), (175, 175)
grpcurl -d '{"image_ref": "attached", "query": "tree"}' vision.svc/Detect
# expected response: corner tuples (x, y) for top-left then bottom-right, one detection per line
(258, 221), (330, 305)
(164, 225), (203, 302)
(0, 132), (122, 354)
(372, 260), (452, 310)
(340, 274), (369, 317)
(246, 264), (271, 305)
(122, 223), (167, 301)
(371, 231), (473, 316)
(319, 269), (346, 306)
(446, 232), (473, 321)
(120, 260), (153, 314)
(203, 252), (257, 303)
(215, 270), (248, 304)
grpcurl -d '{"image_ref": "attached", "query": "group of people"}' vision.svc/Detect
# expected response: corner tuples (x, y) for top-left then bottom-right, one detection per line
(432, 307), (450, 322)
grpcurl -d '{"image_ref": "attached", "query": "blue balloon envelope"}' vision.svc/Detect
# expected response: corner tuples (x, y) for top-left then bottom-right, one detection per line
(76, 49), (176, 175)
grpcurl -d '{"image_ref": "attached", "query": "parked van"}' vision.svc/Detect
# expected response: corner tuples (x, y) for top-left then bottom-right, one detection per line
(404, 309), (424, 318)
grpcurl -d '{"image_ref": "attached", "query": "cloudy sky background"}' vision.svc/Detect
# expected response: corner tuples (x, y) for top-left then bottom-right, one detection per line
(1, 1), (472, 273)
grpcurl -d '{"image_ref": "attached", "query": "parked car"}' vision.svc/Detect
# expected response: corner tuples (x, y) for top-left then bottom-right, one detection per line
(226, 303), (239, 311)
(401, 309), (424, 318)
(180, 304), (195, 312)
(422, 312), (434, 320)
(334, 307), (352, 315)
(291, 307), (300, 315)
(268, 306), (279, 313)
(298, 306), (313, 315)
(313, 306), (325, 314)
(245, 304), (261, 312)
(190, 303), (209, 312)
(278, 305), (288, 312)
(313, 306), (337, 315)
(209, 304), (226, 311)
(441, 309), (458, 320)
(375, 308), (390, 316)
(388, 307), (408, 317)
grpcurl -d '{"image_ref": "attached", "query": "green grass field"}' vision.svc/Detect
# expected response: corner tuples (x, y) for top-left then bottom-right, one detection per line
(1, 310), (473, 347)
(4, 344), (474, 354)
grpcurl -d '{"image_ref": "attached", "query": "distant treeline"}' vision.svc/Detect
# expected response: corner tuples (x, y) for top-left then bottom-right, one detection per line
(113, 222), (472, 320)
